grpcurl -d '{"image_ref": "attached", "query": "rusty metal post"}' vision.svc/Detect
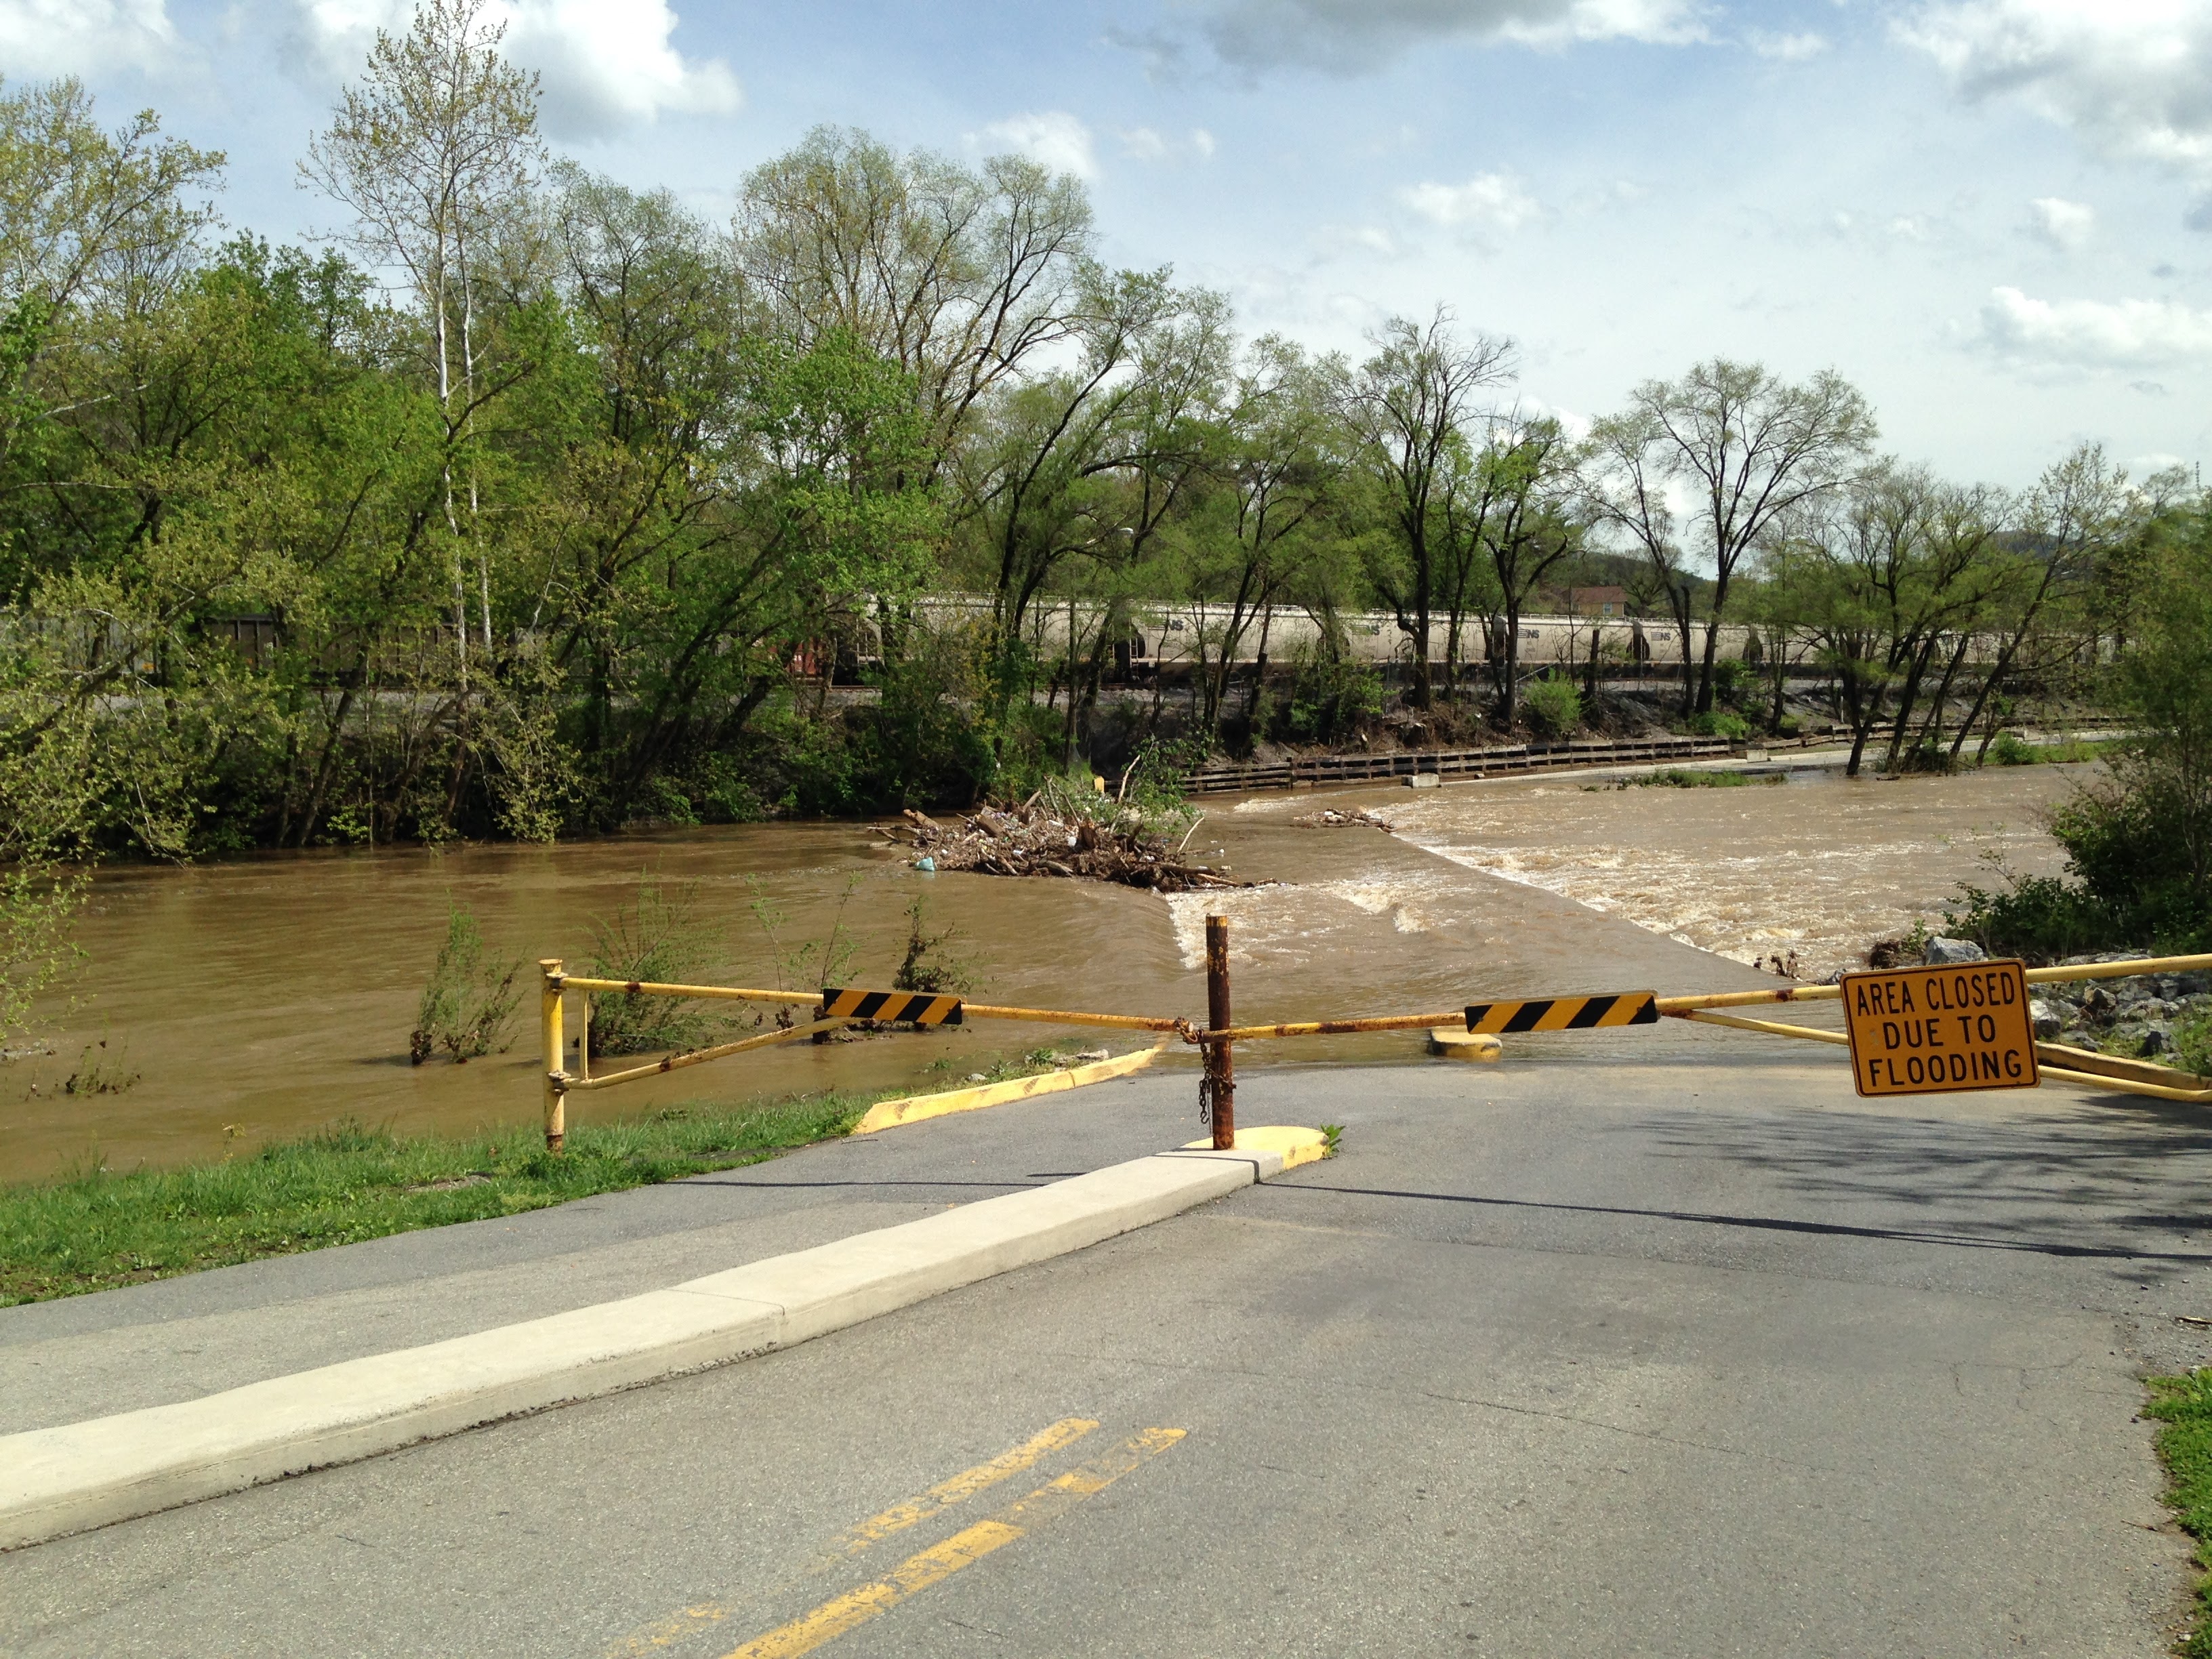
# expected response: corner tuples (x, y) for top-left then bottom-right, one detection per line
(541, 958), (567, 1151)
(1205, 914), (1235, 1150)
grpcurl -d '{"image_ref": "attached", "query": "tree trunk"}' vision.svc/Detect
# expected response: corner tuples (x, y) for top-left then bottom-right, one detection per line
(294, 682), (358, 848)
(1695, 620), (1722, 714)
(1500, 604), (1521, 731)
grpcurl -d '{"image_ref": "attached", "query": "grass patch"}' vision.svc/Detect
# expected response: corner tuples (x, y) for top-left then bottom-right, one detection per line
(2146, 1370), (2212, 1656)
(1588, 767), (1786, 791)
(1985, 733), (2121, 767)
(0, 1044), (1093, 1306)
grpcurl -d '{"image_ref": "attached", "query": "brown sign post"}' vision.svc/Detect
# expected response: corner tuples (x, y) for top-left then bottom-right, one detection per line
(1840, 959), (2039, 1097)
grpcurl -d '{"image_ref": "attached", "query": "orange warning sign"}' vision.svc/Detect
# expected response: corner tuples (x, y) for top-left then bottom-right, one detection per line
(1840, 959), (2039, 1097)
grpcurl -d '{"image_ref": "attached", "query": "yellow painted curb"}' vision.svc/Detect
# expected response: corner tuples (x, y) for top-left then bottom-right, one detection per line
(852, 1043), (1167, 1134)
(1429, 1027), (1502, 1061)
(1179, 1125), (1332, 1171)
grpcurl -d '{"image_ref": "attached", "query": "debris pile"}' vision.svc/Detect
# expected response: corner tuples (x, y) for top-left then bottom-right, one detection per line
(874, 802), (1250, 893)
(1290, 808), (1395, 832)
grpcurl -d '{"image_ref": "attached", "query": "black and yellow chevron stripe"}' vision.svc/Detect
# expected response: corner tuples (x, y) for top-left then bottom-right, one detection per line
(1465, 991), (1658, 1034)
(818, 988), (965, 1026)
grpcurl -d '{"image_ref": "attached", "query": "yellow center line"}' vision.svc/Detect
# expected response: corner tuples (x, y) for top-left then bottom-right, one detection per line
(602, 1417), (1098, 1656)
(720, 1427), (1187, 1659)
(824, 1416), (1099, 1557)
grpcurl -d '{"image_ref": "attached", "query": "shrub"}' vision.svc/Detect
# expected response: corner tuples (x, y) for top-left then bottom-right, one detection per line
(747, 872), (863, 1002)
(1523, 678), (1582, 738)
(891, 895), (973, 995)
(585, 876), (727, 1057)
(1989, 732), (2036, 766)
(1634, 767), (1774, 790)
(1113, 733), (1208, 817)
(2177, 1006), (2212, 1080)
(1944, 872), (2113, 964)
(1277, 651), (1382, 745)
(411, 904), (523, 1064)
(1686, 710), (1751, 740)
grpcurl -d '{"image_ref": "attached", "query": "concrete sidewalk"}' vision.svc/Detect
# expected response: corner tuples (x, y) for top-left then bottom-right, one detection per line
(0, 1068), (1202, 1435)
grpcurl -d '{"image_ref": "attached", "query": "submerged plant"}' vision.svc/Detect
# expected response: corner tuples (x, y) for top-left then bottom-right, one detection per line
(62, 1037), (138, 1095)
(586, 875), (726, 1058)
(411, 904), (523, 1064)
(892, 894), (974, 996)
(748, 873), (865, 1003)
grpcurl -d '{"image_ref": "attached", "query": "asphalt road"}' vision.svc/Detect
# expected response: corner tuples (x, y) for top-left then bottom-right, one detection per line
(7, 1055), (2212, 1658)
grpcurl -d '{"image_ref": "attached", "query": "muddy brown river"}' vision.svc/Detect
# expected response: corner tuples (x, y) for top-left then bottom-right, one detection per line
(3, 760), (2087, 1180)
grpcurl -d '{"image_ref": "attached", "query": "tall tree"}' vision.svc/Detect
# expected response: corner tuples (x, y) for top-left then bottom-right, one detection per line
(1187, 335), (1336, 731)
(1945, 442), (2126, 766)
(1608, 359), (1875, 716)
(736, 127), (1094, 472)
(1336, 309), (1514, 708)
(1477, 415), (1582, 731)
(1580, 407), (1699, 718)
(302, 0), (544, 671)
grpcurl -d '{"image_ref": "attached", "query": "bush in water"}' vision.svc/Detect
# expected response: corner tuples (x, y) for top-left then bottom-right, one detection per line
(584, 877), (728, 1058)
(411, 905), (523, 1064)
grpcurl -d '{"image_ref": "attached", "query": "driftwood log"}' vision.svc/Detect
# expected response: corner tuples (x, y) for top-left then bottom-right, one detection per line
(874, 802), (1251, 893)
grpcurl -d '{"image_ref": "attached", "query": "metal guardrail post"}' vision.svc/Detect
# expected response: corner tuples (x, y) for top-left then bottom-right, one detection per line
(1205, 915), (1235, 1149)
(540, 958), (567, 1151)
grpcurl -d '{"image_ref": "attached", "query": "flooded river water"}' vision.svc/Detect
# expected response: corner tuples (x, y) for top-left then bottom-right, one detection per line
(3, 758), (2089, 1181)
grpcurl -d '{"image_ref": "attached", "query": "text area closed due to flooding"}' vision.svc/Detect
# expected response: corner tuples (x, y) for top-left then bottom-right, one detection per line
(1840, 960), (2039, 1097)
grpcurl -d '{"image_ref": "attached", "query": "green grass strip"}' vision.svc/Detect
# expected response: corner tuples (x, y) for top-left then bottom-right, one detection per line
(1639, 766), (1786, 789)
(0, 1097), (862, 1307)
(0, 1044), (1092, 1306)
(2146, 1370), (2212, 1656)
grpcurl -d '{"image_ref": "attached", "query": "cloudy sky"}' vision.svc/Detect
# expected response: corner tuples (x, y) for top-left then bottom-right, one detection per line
(7, 0), (2211, 488)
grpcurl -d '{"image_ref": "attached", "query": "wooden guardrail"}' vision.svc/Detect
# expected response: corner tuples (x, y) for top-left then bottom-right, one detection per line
(1182, 735), (1740, 795)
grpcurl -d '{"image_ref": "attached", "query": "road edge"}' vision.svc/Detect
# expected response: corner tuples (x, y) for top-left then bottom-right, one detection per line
(0, 1139), (1300, 1552)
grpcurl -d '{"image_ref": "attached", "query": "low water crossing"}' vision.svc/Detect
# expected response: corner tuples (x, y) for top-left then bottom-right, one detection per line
(4, 760), (2088, 1179)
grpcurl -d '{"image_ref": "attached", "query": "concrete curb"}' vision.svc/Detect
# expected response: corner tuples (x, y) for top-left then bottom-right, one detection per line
(1181, 1126), (1333, 1172)
(851, 1042), (1167, 1134)
(0, 1141), (1294, 1552)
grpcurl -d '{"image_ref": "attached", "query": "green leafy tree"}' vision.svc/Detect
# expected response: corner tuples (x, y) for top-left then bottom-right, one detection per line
(1335, 309), (1514, 709)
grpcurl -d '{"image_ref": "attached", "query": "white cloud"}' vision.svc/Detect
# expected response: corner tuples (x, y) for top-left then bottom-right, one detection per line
(1400, 171), (1541, 239)
(975, 110), (1098, 180)
(1822, 207), (1948, 248)
(0, 0), (179, 76)
(1510, 391), (1593, 438)
(1313, 222), (1400, 258)
(1747, 28), (1826, 60)
(2025, 194), (2093, 250)
(1897, 1), (2212, 188)
(1143, 0), (1708, 74)
(1975, 284), (2212, 369)
(293, 0), (739, 139)
(1117, 125), (1216, 163)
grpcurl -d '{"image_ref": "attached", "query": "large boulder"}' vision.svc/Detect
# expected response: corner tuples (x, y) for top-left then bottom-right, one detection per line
(1922, 936), (1988, 966)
